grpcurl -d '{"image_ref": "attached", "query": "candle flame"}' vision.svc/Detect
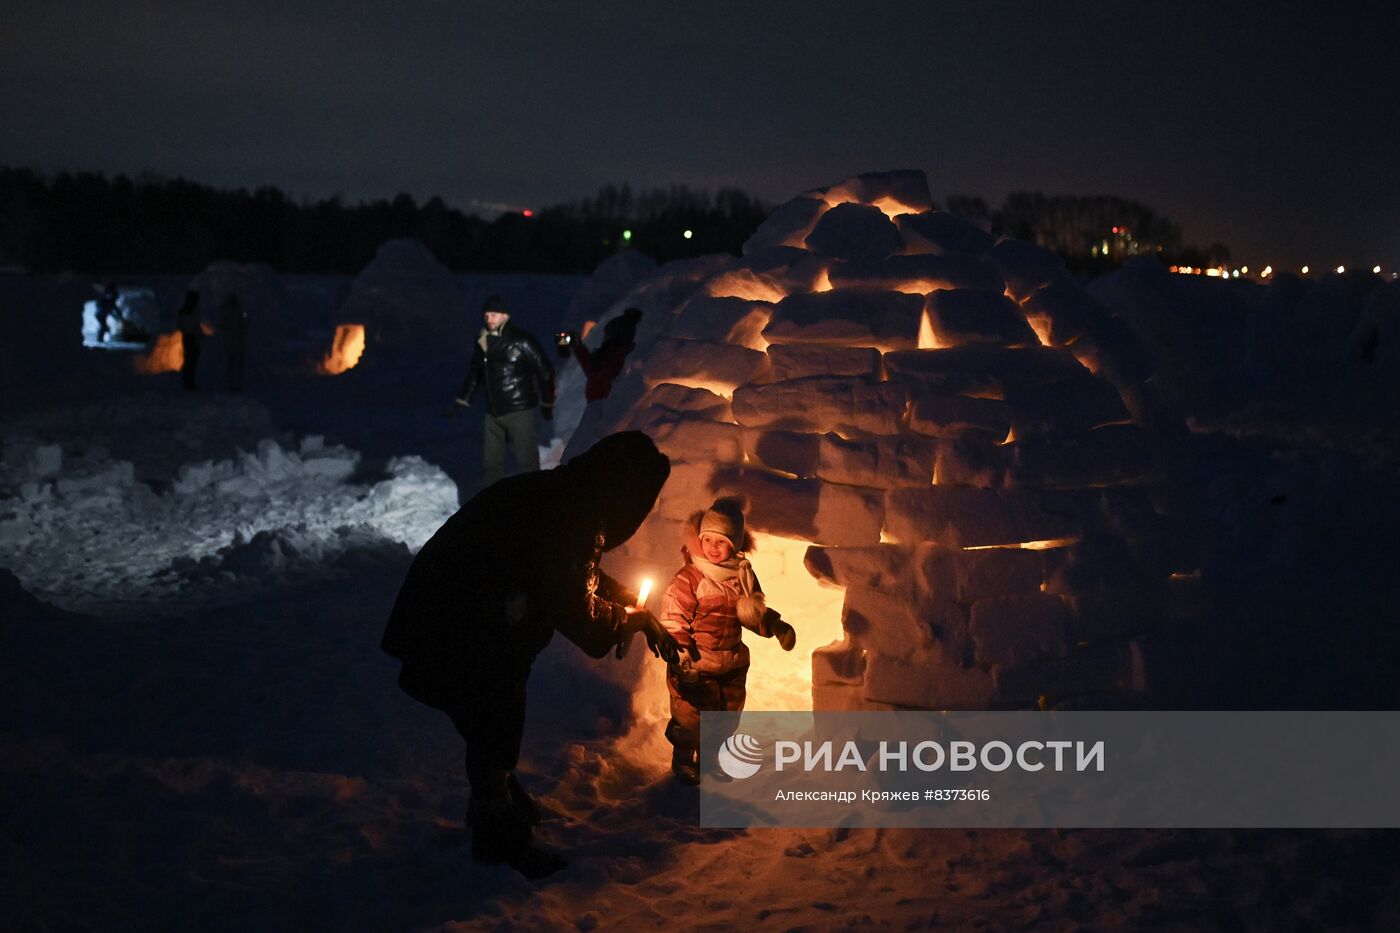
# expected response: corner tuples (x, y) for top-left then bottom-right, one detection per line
(636, 578), (653, 607)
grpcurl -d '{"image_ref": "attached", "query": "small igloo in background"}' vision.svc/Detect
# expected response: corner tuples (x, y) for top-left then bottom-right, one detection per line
(563, 170), (1168, 713)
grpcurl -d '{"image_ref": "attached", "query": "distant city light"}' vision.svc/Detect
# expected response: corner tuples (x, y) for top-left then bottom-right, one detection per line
(1262, 265), (1273, 277)
(1374, 265), (1382, 274)
(683, 229), (694, 239)
(522, 209), (534, 218)
(1241, 266), (1248, 274)
(1301, 265), (1310, 274)
(622, 229), (632, 241)
(1336, 265), (1345, 274)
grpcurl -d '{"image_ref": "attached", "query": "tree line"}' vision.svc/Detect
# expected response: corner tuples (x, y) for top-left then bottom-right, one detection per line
(0, 167), (769, 275)
(0, 165), (1225, 276)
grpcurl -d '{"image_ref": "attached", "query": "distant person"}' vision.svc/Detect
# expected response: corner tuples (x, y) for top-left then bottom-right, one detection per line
(382, 431), (679, 878)
(219, 294), (247, 392)
(455, 295), (556, 488)
(566, 307), (642, 402)
(176, 291), (202, 391)
(95, 283), (119, 344)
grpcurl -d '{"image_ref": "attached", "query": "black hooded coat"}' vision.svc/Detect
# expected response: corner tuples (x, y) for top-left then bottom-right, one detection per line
(381, 432), (671, 720)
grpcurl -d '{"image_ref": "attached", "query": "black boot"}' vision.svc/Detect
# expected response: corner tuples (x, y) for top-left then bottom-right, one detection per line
(468, 772), (543, 826)
(470, 798), (567, 880)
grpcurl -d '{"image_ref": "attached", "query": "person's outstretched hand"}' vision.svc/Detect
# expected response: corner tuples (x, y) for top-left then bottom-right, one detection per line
(623, 607), (681, 664)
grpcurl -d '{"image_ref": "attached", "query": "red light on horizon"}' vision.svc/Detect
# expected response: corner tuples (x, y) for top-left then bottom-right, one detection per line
(522, 209), (534, 218)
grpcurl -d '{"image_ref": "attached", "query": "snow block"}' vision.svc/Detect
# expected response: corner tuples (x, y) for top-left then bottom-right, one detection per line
(814, 681), (882, 712)
(804, 203), (904, 264)
(734, 246), (832, 295)
(637, 383), (734, 422)
(907, 394), (1012, 439)
(804, 544), (909, 589)
(828, 253), (1004, 294)
(723, 470), (883, 546)
(913, 543), (1044, 604)
(1003, 376), (1132, 436)
(862, 645), (995, 710)
(895, 211), (996, 256)
(815, 482), (886, 547)
(743, 196), (829, 255)
(1062, 588), (1156, 644)
(884, 345), (1089, 396)
(812, 640), (867, 685)
(731, 376), (907, 436)
(957, 549), (1045, 603)
(626, 410), (745, 465)
(1008, 425), (1153, 488)
(989, 238), (1072, 301)
(885, 487), (1081, 548)
(741, 429), (822, 477)
(990, 643), (1128, 703)
(817, 433), (938, 488)
(1020, 280), (1114, 347)
(968, 593), (1070, 667)
(814, 170), (935, 215)
(670, 295), (773, 350)
(654, 460), (725, 520)
(934, 434), (1008, 488)
(841, 584), (931, 655)
(925, 289), (1039, 346)
(642, 337), (771, 393)
(1066, 315), (1156, 386)
(767, 344), (881, 382)
(764, 288), (925, 349)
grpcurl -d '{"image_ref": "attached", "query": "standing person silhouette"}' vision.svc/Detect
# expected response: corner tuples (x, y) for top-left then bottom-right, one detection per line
(176, 291), (202, 391)
(454, 295), (556, 488)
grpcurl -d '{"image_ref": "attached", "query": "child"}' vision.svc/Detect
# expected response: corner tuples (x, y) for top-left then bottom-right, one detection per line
(659, 496), (797, 784)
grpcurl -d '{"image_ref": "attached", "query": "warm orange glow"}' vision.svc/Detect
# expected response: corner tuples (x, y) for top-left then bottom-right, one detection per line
(134, 332), (183, 374)
(1025, 312), (1053, 346)
(636, 578), (653, 607)
(869, 196), (922, 218)
(200, 322), (214, 336)
(319, 324), (366, 375)
(998, 425), (1017, 445)
(961, 387), (1005, 400)
(743, 532), (848, 711)
(963, 538), (1078, 551)
(652, 377), (737, 400)
(811, 268), (833, 293)
(705, 270), (789, 303)
(917, 307), (943, 349)
(580, 320), (597, 340)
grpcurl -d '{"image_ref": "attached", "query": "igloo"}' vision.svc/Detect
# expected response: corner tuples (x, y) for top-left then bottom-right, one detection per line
(563, 170), (1165, 713)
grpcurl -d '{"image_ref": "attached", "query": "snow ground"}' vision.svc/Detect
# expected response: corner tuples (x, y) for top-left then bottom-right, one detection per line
(3, 269), (1400, 930)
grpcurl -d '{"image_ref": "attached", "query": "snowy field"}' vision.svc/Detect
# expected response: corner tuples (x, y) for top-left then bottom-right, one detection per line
(3, 261), (1400, 930)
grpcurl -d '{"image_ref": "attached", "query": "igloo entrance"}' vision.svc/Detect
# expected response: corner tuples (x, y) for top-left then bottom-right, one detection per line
(562, 169), (1162, 712)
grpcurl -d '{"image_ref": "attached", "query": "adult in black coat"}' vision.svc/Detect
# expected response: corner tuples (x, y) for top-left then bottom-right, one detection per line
(382, 431), (679, 877)
(454, 294), (556, 488)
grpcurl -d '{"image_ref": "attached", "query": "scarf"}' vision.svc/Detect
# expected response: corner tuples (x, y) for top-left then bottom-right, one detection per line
(692, 554), (756, 597)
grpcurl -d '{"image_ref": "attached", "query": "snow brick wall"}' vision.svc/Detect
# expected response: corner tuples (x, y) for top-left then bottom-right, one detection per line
(564, 170), (1167, 711)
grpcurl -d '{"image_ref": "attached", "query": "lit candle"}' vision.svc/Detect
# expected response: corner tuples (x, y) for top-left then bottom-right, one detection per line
(636, 578), (653, 608)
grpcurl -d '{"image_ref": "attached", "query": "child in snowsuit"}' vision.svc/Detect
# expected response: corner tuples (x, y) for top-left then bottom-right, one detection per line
(660, 497), (796, 783)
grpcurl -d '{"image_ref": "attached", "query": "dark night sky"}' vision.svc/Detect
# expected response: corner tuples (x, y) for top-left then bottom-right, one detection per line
(2, 0), (1396, 270)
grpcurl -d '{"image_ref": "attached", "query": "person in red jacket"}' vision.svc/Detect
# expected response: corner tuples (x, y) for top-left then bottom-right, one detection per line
(569, 307), (641, 402)
(658, 497), (797, 784)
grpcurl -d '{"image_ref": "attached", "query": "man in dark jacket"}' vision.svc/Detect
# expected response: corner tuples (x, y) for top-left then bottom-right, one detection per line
(382, 431), (679, 878)
(455, 294), (555, 488)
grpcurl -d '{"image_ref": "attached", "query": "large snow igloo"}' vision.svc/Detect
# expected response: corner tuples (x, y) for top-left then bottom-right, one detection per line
(561, 170), (1165, 713)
